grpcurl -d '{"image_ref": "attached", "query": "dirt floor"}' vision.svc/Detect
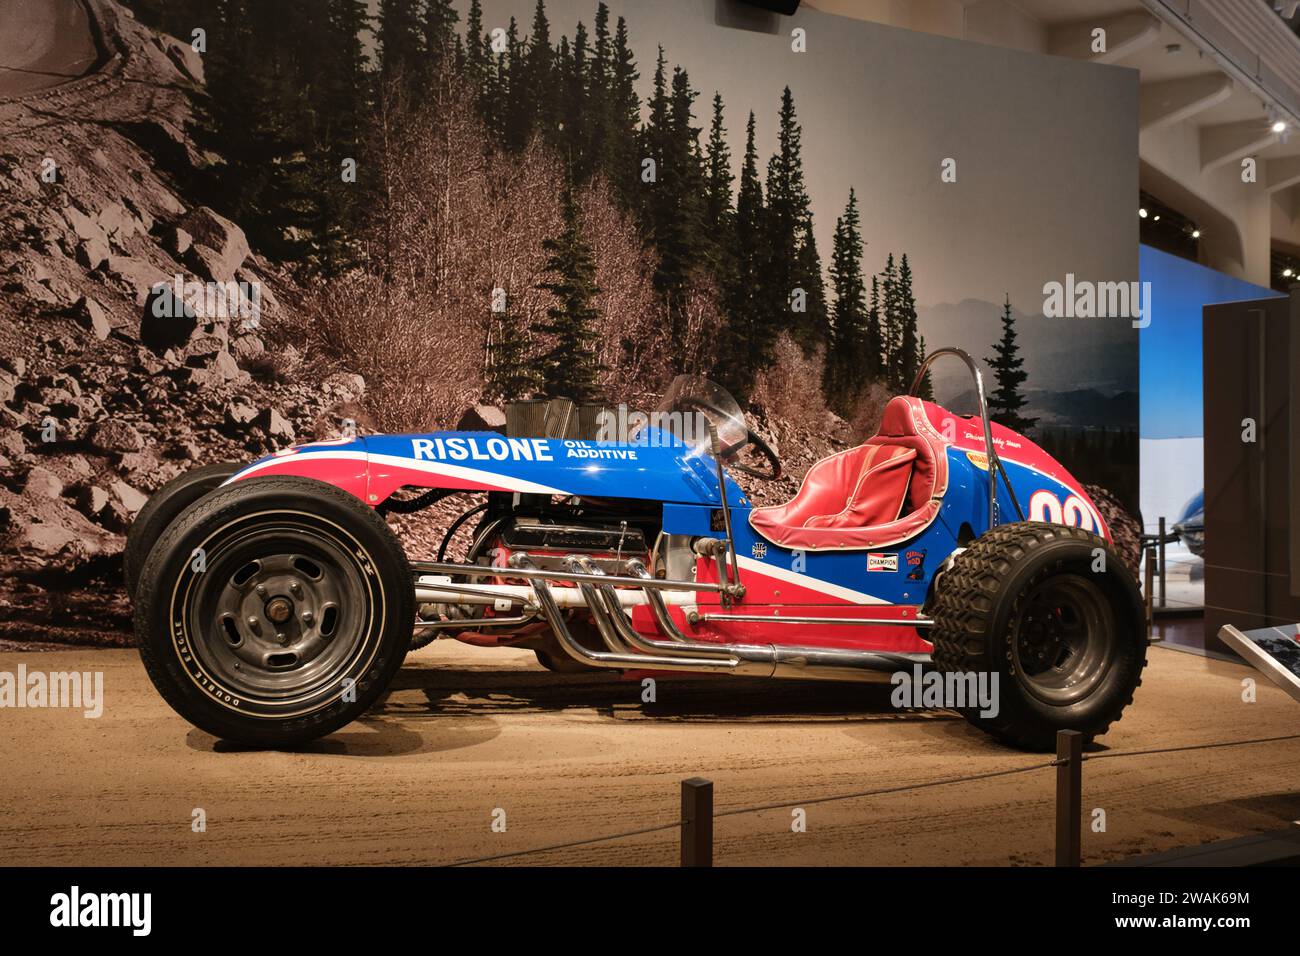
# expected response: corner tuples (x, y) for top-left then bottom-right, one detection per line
(0, 640), (1297, 866)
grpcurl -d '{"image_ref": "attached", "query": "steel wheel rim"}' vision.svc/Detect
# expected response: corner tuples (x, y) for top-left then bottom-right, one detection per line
(1012, 573), (1116, 705)
(188, 522), (370, 702)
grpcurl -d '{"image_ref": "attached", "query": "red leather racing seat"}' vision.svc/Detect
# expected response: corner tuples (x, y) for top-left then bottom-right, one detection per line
(749, 396), (950, 551)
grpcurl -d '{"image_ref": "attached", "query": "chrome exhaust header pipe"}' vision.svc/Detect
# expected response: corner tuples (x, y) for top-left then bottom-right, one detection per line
(520, 554), (927, 683)
(512, 554), (756, 676)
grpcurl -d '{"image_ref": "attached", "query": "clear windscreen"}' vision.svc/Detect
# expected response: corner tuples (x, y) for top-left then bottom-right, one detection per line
(653, 375), (749, 457)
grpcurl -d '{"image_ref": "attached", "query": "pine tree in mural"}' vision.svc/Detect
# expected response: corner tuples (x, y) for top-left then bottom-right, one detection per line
(915, 334), (934, 400)
(422, 0), (459, 79)
(534, 185), (605, 402)
(702, 92), (734, 269)
(377, 0), (423, 90)
(485, 307), (539, 403)
(523, 0), (556, 139)
(865, 273), (883, 380)
(798, 213), (829, 346)
(501, 17), (528, 151)
(642, 62), (707, 363)
(463, 0), (488, 89)
(559, 23), (590, 173)
(762, 87), (826, 352)
(583, 2), (611, 179)
(199, 2), (319, 259)
(897, 253), (920, 392)
(313, 0), (371, 268)
(986, 295), (1037, 432)
(878, 253), (899, 378)
(717, 112), (769, 400)
(827, 188), (867, 413)
(605, 15), (641, 208)
(641, 46), (670, 226)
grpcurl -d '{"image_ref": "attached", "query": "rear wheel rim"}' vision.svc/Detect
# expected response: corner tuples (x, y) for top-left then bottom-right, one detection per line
(188, 521), (371, 704)
(1011, 573), (1116, 705)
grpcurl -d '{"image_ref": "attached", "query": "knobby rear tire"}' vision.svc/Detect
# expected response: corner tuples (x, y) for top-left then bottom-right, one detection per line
(929, 521), (1147, 751)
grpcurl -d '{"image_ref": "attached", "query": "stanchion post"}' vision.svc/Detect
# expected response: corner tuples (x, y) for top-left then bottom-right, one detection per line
(1144, 548), (1155, 634)
(1158, 516), (1167, 608)
(1055, 730), (1083, 867)
(681, 777), (714, 867)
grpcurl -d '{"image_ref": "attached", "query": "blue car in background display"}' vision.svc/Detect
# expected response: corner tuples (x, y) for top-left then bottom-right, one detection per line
(1173, 490), (1205, 557)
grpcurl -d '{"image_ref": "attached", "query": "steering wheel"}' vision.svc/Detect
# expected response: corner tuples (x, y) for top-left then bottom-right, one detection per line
(675, 397), (782, 481)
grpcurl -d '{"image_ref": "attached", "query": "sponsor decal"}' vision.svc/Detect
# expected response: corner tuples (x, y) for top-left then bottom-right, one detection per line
(561, 439), (640, 461)
(960, 430), (1024, 453)
(412, 436), (554, 463)
(409, 437), (640, 463)
(965, 450), (989, 470)
(867, 552), (899, 572)
(751, 541), (767, 560)
(906, 548), (928, 581)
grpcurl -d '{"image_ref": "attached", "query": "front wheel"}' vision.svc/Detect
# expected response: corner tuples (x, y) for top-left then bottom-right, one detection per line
(929, 522), (1147, 751)
(124, 461), (242, 598)
(133, 476), (414, 747)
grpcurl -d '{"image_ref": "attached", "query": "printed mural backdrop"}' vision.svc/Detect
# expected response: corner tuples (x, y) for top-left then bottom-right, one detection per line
(133, 0), (1140, 493)
(0, 0), (1143, 643)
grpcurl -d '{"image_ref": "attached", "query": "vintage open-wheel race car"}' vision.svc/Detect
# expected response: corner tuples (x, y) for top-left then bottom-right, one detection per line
(127, 349), (1147, 751)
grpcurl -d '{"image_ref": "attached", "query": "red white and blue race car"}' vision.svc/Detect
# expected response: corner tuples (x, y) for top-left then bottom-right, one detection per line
(127, 349), (1146, 750)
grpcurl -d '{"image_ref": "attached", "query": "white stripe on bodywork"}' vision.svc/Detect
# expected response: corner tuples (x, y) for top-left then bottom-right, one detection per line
(223, 450), (369, 484)
(735, 554), (888, 605)
(366, 452), (569, 496)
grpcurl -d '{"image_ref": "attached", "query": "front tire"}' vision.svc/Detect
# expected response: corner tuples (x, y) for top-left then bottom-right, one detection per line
(929, 522), (1147, 751)
(133, 476), (414, 747)
(124, 461), (242, 598)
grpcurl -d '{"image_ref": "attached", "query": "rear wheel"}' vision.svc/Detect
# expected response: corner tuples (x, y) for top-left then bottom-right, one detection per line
(134, 476), (414, 747)
(124, 461), (241, 599)
(929, 521), (1146, 751)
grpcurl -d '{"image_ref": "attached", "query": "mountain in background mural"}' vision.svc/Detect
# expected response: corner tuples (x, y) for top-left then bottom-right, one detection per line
(919, 297), (1136, 428)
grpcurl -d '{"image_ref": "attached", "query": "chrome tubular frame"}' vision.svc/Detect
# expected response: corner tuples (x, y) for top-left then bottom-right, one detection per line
(412, 613), (538, 633)
(409, 559), (728, 594)
(696, 613), (934, 626)
(909, 347), (1000, 529)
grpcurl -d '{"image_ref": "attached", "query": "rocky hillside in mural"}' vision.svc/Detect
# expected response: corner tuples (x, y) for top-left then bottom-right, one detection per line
(0, 1), (369, 647)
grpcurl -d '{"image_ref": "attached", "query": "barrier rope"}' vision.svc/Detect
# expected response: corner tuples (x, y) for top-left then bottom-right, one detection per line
(443, 730), (1300, 866)
(444, 760), (1053, 866)
(445, 819), (684, 867)
(712, 760), (1056, 818)
(1083, 732), (1300, 762)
